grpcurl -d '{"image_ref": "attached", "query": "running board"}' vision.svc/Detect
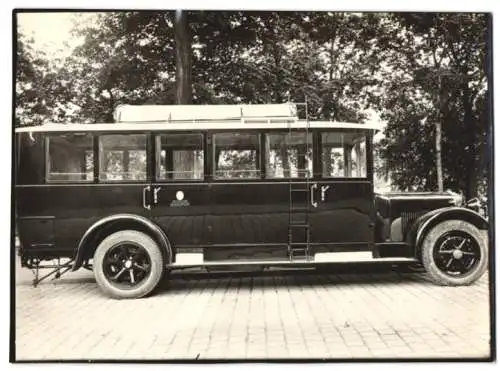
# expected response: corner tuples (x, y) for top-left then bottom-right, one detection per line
(169, 252), (418, 268)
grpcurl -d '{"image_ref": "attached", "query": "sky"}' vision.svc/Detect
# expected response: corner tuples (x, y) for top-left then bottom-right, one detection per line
(17, 12), (96, 58)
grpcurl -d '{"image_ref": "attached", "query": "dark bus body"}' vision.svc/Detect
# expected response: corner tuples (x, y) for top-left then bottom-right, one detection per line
(16, 128), (374, 262)
(14, 113), (489, 299)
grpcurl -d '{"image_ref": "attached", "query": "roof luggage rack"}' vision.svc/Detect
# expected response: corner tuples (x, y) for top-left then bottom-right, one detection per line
(113, 103), (299, 123)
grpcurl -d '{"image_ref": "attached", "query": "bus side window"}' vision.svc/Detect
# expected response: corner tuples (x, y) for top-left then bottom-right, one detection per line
(321, 132), (367, 178)
(99, 134), (147, 182)
(265, 132), (312, 178)
(46, 133), (94, 183)
(156, 134), (204, 181)
(213, 133), (260, 179)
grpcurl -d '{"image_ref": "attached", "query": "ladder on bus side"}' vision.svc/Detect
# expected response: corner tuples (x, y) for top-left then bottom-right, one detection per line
(287, 99), (311, 262)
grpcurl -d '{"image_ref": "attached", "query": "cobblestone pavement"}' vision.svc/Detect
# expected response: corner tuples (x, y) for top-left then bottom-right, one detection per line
(14, 261), (491, 361)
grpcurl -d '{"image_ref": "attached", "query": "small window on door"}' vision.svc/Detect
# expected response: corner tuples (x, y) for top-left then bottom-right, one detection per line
(321, 132), (367, 178)
(156, 133), (204, 180)
(99, 134), (147, 181)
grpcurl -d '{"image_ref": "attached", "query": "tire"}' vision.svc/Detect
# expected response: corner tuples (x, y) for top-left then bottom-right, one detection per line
(93, 230), (165, 299)
(421, 219), (488, 286)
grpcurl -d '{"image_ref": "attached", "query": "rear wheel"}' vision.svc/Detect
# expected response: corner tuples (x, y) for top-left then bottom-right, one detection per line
(421, 220), (487, 286)
(93, 230), (164, 299)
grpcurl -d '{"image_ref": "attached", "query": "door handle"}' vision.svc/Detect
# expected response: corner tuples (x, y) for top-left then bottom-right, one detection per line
(311, 183), (318, 208)
(321, 185), (330, 202)
(153, 187), (161, 204)
(143, 186), (151, 210)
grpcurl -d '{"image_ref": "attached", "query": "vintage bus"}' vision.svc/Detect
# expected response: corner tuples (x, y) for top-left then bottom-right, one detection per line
(14, 103), (489, 299)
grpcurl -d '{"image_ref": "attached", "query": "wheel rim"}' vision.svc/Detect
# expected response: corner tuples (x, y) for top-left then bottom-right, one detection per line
(102, 242), (152, 289)
(433, 230), (481, 277)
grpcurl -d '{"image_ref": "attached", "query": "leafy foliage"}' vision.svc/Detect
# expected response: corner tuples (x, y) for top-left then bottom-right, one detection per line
(377, 13), (490, 198)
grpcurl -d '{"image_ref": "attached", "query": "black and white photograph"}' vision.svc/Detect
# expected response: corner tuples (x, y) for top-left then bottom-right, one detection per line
(11, 7), (494, 362)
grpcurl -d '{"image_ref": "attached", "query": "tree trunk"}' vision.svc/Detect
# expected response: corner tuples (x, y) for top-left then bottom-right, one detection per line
(462, 85), (477, 200)
(435, 74), (444, 193)
(106, 88), (115, 122)
(173, 10), (194, 178)
(174, 10), (192, 105)
(435, 121), (443, 192)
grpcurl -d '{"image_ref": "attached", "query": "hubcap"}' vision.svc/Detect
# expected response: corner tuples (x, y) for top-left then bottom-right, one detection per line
(102, 243), (151, 288)
(433, 230), (480, 277)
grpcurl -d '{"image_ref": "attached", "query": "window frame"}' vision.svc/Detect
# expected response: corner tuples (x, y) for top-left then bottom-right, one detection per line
(97, 132), (150, 184)
(40, 128), (374, 185)
(154, 132), (205, 182)
(212, 130), (262, 181)
(263, 131), (314, 180)
(45, 132), (95, 184)
(319, 130), (370, 180)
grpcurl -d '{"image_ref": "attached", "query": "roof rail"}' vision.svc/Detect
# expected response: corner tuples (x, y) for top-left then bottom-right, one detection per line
(113, 103), (299, 123)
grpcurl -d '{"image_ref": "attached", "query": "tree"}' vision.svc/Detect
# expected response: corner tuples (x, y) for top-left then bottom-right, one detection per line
(174, 10), (192, 104)
(16, 33), (66, 126)
(378, 13), (490, 199)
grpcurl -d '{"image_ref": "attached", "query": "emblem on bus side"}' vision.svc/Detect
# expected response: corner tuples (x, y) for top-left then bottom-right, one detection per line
(170, 191), (190, 207)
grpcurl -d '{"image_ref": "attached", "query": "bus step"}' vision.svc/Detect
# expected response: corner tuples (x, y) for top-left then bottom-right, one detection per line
(289, 219), (308, 225)
(290, 252), (308, 258)
(289, 223), (310, 228)
(288, 249), (309, 261)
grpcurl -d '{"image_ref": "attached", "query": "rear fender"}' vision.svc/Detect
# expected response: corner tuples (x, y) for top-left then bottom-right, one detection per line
(72, 214), (172, 271)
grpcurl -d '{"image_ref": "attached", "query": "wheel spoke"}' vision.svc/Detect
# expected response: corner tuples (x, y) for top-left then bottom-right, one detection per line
(133, 263), (147, 272)
(438, 250), (454, 254)
(462, 251), (476, 256)
(454, 239), (467, 250)
(433, 230), (482, 277)
(103, 241), (153, 288)
(112, 267), (126, 281)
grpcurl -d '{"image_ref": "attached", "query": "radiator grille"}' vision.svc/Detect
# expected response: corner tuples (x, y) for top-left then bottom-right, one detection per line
(401, 211), (422, 236)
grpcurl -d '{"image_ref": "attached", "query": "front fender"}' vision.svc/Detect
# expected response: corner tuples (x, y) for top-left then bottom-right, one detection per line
(71, 214), (172, 271)
(407, 207), (488, 254)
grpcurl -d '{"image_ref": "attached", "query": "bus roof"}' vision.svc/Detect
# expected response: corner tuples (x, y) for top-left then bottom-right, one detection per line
(114, 103), (299, 122)
(15, 120), (383, 133)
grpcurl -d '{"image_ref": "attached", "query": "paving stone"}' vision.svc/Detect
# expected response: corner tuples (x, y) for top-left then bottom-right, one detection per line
(15, 261), (491, 360)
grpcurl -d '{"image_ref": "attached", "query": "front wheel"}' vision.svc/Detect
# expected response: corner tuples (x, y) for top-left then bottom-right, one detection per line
(421, 220), (488, 286)
(93, 230), (164, 299)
